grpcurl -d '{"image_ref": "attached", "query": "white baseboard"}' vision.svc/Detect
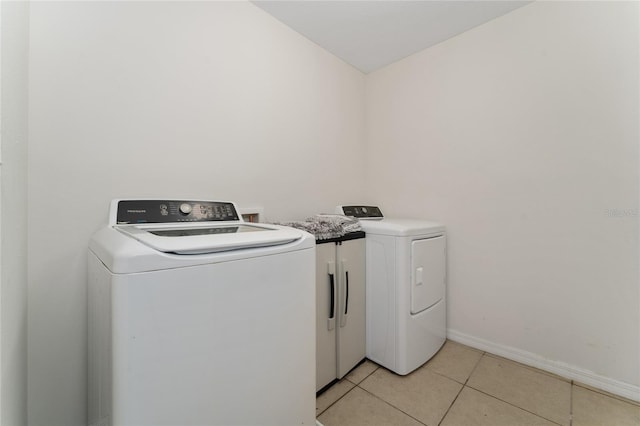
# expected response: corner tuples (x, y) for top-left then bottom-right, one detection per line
(447, 329), (640, 403)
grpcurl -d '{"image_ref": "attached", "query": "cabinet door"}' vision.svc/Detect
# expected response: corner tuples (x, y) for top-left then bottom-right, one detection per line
(336, 238), (366, 378)
(316, 243), (337, 391)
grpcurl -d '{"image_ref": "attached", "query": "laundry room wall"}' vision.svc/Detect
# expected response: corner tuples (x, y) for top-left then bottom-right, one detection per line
(27, 2), (365, 424)
(1, 1), (30, 424)
(365, 1), (639, 396)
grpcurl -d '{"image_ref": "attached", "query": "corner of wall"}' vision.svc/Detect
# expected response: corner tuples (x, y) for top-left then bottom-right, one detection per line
(1, 1), (30, 425)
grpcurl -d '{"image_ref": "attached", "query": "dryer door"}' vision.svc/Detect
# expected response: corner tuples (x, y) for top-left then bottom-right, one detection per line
(410, 235), (446, 314)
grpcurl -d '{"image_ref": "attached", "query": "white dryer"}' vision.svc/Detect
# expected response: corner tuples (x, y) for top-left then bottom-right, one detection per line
(88, 199), (316, 426)
(337, 205), (446, 375)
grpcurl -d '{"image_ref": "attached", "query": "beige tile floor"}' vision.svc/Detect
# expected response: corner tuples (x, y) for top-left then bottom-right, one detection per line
(316, 341), (640, 426)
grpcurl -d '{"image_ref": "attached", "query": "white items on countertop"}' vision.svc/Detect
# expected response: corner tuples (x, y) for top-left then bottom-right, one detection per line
(272, 214), (362, 240)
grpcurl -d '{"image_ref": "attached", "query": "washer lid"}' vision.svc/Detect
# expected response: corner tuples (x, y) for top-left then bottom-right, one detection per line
(105, 199), (306, 254)
(359, 218), (445, 236)
(116, 222), (303, 254)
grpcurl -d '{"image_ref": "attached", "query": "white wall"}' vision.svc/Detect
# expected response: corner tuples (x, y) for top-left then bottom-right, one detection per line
(1, 1), (30, 425)
(24, 1), (640, 422)
(27, 2), (365, 424)
(366, 1), (639, 396)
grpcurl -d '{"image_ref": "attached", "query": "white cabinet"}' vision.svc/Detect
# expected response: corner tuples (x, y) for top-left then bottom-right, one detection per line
(316, 235), (366, 392)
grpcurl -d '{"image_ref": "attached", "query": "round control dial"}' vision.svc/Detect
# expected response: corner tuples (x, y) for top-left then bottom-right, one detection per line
(179, 203), (193, 215)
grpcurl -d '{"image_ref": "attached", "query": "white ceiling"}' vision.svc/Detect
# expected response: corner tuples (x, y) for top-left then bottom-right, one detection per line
(253, 0), (532, 73)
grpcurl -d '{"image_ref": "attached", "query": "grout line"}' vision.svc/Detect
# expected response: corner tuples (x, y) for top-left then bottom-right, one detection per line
(465, 351), (486, 385)
(426, 350), (485, 386)
(437, 383), (465, 426)
(316, 380), (359, 417)
(569, 380), (574, 426)
(482, 351), (572, 383)
(437, 351), (567, 426)
(355, 361), (380, 384)
(425, 348), (486, 386)
(320, 347), (577, 426)
(316, 361), (381, 417)
(356, 386), (428, 426)
(572, 381), (640, 407)
(465, 385), (565, 426)
(467, 352), (569, 425)
(428, 368), (468, 385)
(436, 350), (486, 424)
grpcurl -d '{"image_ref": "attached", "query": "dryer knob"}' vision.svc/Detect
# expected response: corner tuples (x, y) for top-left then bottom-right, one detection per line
(179, 203), (193, 215)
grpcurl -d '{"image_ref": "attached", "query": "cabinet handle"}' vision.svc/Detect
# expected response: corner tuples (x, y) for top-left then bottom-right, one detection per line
(329, 273), (335, 320)
(328, 261), (336, 331)
(344, 271), (349, 315)
(340, 261), (349, 328)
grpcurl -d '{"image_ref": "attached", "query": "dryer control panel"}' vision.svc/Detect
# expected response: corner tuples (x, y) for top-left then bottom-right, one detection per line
(338, 205), (384, 220)
(115, 200), (240, 224)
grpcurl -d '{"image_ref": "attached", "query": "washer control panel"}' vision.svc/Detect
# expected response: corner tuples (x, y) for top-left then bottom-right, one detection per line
(338, 205), (384, 219)
(116, 200), (240, 224)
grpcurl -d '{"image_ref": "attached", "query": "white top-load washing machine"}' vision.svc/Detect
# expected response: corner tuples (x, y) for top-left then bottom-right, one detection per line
(337, 205), (446, 375)
(88, 199), (316, 426)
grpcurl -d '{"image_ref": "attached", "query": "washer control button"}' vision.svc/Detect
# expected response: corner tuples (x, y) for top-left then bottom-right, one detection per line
(179, 203), (192, 215)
